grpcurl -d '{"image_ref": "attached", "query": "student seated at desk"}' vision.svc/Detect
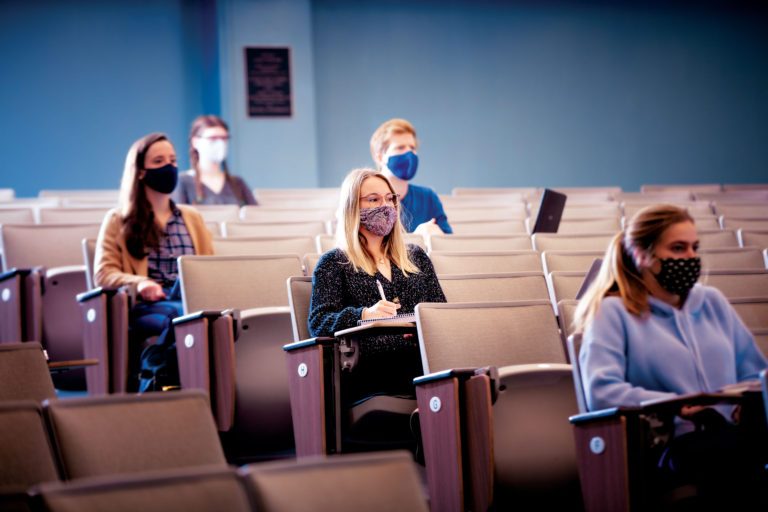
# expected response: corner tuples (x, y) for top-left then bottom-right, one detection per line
(309, 168), (446, 403)
(94, 133), (214, 392)
(573, 204), (767, 507)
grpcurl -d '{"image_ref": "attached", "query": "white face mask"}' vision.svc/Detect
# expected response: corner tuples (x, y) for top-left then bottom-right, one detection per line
(195, 138), (228, 164)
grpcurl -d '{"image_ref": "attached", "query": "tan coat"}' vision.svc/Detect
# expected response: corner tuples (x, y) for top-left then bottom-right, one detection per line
(93, 205), (214, 287)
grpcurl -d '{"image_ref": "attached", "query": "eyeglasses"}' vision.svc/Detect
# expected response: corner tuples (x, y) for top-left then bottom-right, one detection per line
(360, 193), (400, 208)
(197, 135), (230, 141)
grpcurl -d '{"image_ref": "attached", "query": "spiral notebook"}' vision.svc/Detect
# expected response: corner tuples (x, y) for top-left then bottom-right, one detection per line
(357, 313), (416, 326)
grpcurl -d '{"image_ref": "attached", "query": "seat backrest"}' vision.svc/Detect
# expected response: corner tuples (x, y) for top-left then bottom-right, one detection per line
(403, 233), (427, 250)
(429, 250), (542, 274)
(303, 253), (321, 276)
(491, 364), (580, 505)
(0, 223), (101, 270)
(450, 219), (528, 235)
(222, 221), (329, 237)
(428, 234), (533, 252)
(415, 301), (566, 374)
(239, 450), (429, 512)
(82, 238), (97, 290)
(555, 217), (622, 234)
(531, 232), (614, 252)
(442, 206), (527, 222)
(641, 184), (721, 195)
(720, 217), (768, 231)
(213, 236), (317, 257)
(43, 391), (226, 479)
(179, 254), (304, 313)
(241, 206), (335, 223)
(729, 297), (768, 330)
(738, 229), (768, 249)
(542, 250), (605, 273)
(699, 247), (766, 271)
(0, 342), (57, 402)
(621, 199), (712, 218)
(287, 276), (313, 342)
(557, 299), (580, 346)
(697, 229), (740, 249)
(699, 271), (768, 298)
(714, 203), (768, 218)
(0, 207), (35, 224)
(546, 272), (586, 311)
(438, 272), (549, 302)
(38, 208), (110, 224)
(316, 234), (334, 253)
(560, 203), (622, 219)
(0, 401), (60, 488)
(753, 329), (768, 359)
(33, 466), (251, 512)
(566, 334), (587, 413)
(192, 204), (242, 222)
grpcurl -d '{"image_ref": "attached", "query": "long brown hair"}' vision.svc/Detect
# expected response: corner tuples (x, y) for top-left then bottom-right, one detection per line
(189, 115), (244, 204)
(335, 168), (419, 276)
(119, 133), (170, 259)
(572, 204), (695, 333)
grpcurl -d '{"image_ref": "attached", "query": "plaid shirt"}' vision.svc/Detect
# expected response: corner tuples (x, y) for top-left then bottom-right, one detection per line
(147, 203), (196, 286)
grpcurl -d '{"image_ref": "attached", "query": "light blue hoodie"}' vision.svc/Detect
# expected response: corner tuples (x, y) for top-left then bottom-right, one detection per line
(580, 285), (767, 416)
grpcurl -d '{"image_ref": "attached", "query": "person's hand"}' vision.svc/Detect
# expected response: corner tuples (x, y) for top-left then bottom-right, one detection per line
(678, 405), (708, 419)
(137, 280), (166, 302)
(413, 218), (443, 237)
(362, 300), (401, 320)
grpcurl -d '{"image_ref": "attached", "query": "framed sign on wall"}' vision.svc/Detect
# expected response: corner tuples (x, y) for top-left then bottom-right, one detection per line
(244, 46), (292, 117)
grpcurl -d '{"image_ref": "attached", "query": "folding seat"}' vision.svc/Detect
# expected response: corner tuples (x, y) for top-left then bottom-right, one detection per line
(239, 450), (429, 512)
(729, 297), (768, 330)
(213, 235), (317, 258)
(43, 391), (226, 479)
(173, 254), (304, 460)
(205, 221), (222, 236)
(303, 253), (321, 276)
(699, 270), (768, 298)
(618, 192), (698, 205)
(0, 188), (15, 201)
(0, 401), (60, 511)
(441, 205), (527, 222)
(440, 193), (529, 208)
(0, 342), (57, 403)
(427, 233), (532, 252)
(531, 232), (614, 252)
(253, 187), (340, 208)
(0, 223), (101, 390)
(38, 189), (119, 202)
(753, 329), (768, 358)
(696, 229), (740, 248)
(545, 271), (586, 315)
(565, 332), (766, 512)
(720, 216), (768, 231)
(738, 229), (768, 249)
(691, 214), (723, 230)
(640, 184), (721, 195)
(182, 203), (240, 224)
(316, 232), (425, 254)
(559, 203), (622, 220)
(37, 207), (110, 224)
(0, 207), (35, 224)
(551, 217), (622, 234)
(557, 299), (580, 357)
(222, 220), (330, 237)
(429, 250), (542, 274)
(31, 466), (251, 512)
(451, 186), (537, 198)
(713, 203), (768, 218)
(449, 218), (528, 235)
(542, 250), (604, 274)
(722, 183), (768, 192)
(284, 276), (419, 457)
(699, 247), (766, 271)
(240, 205), (335, 223)
(412, 302), (580, 511)
(438, 272), (549, 303)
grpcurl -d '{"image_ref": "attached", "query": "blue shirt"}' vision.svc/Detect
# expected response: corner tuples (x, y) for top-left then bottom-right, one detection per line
(399, 184), (452, 234)
(580, 285), (767, 419)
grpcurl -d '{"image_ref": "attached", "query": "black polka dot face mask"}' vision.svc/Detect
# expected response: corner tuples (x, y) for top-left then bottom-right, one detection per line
(654, 257), (701, 296)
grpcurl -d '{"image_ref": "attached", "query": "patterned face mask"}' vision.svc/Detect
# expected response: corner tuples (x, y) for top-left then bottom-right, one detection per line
(360, 205), (397, 237)
(654, 257), (701, 296)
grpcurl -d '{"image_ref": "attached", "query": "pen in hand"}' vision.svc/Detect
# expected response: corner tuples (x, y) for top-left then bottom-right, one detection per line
(376, 279), (387, 302)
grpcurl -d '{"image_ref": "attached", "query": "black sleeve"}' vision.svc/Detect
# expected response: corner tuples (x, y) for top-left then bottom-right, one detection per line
(308, 250), (364, 337)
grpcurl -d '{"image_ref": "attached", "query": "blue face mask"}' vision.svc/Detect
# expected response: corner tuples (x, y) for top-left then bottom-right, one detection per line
(142, 163), (178, 194)
(386, 151), (418, 181)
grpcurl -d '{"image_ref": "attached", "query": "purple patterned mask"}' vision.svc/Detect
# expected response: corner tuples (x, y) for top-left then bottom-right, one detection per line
(360, 205), (397, 237)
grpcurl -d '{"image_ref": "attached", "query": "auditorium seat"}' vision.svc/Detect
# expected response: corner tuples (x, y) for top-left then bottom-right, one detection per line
(0, 207), (35, 224)
(37, 207), (110, 224)
(222, 221), (330, 237)
(621, 200), (712, 218)
(438, 272), (549, 303)
(697, 229), (740, 248)
(542, 250), (604, 274)
(174, 254), (303, 461)
(240, 206), (335, 223)
(531, 232), (614, 252)
(213, 236), (317, 257)
(552, 217), (622, 234)
(557, 299), (579, 351)
(316, 233), (425, 254)
(239, 450), (429, 512)
(738, 229), (768, 249)
(441, 205), (527, 222)
(699, 247), (766, 270)
(546, 271), (586, 314)
(32, 465), (250, 512)
(427, 233), (533, 251)
(192, 204), (241, 223)
(560, 203), (622, 219)
(713, 202), (768, 218)
(720, 216), (768, 231)
(449, 218), (528, 235)
(43, 391), (226, 480)
(640, 184), (721, 195)
(429, 250), (543, 274)
(728, 297), (768, 330)
(302, 253), (320, 275)
(699, 270), (768, 298)
(0, 343), (56, 403)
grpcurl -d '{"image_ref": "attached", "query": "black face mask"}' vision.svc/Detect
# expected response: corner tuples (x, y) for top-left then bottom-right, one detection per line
(142, 163), (178, 194)
(654, 257), (701, 296)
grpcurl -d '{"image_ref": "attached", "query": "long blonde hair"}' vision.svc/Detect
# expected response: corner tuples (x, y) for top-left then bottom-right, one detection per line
(334, 168), (419, 276)
(572, 204), (694, 333)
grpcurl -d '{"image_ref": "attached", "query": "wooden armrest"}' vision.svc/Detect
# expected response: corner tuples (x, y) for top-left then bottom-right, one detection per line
(283, 336), (337, 351)
(48, 358), (99, 374)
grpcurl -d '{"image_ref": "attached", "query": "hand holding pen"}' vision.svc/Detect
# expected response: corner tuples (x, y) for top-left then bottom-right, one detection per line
(361, 279), (401, 320)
